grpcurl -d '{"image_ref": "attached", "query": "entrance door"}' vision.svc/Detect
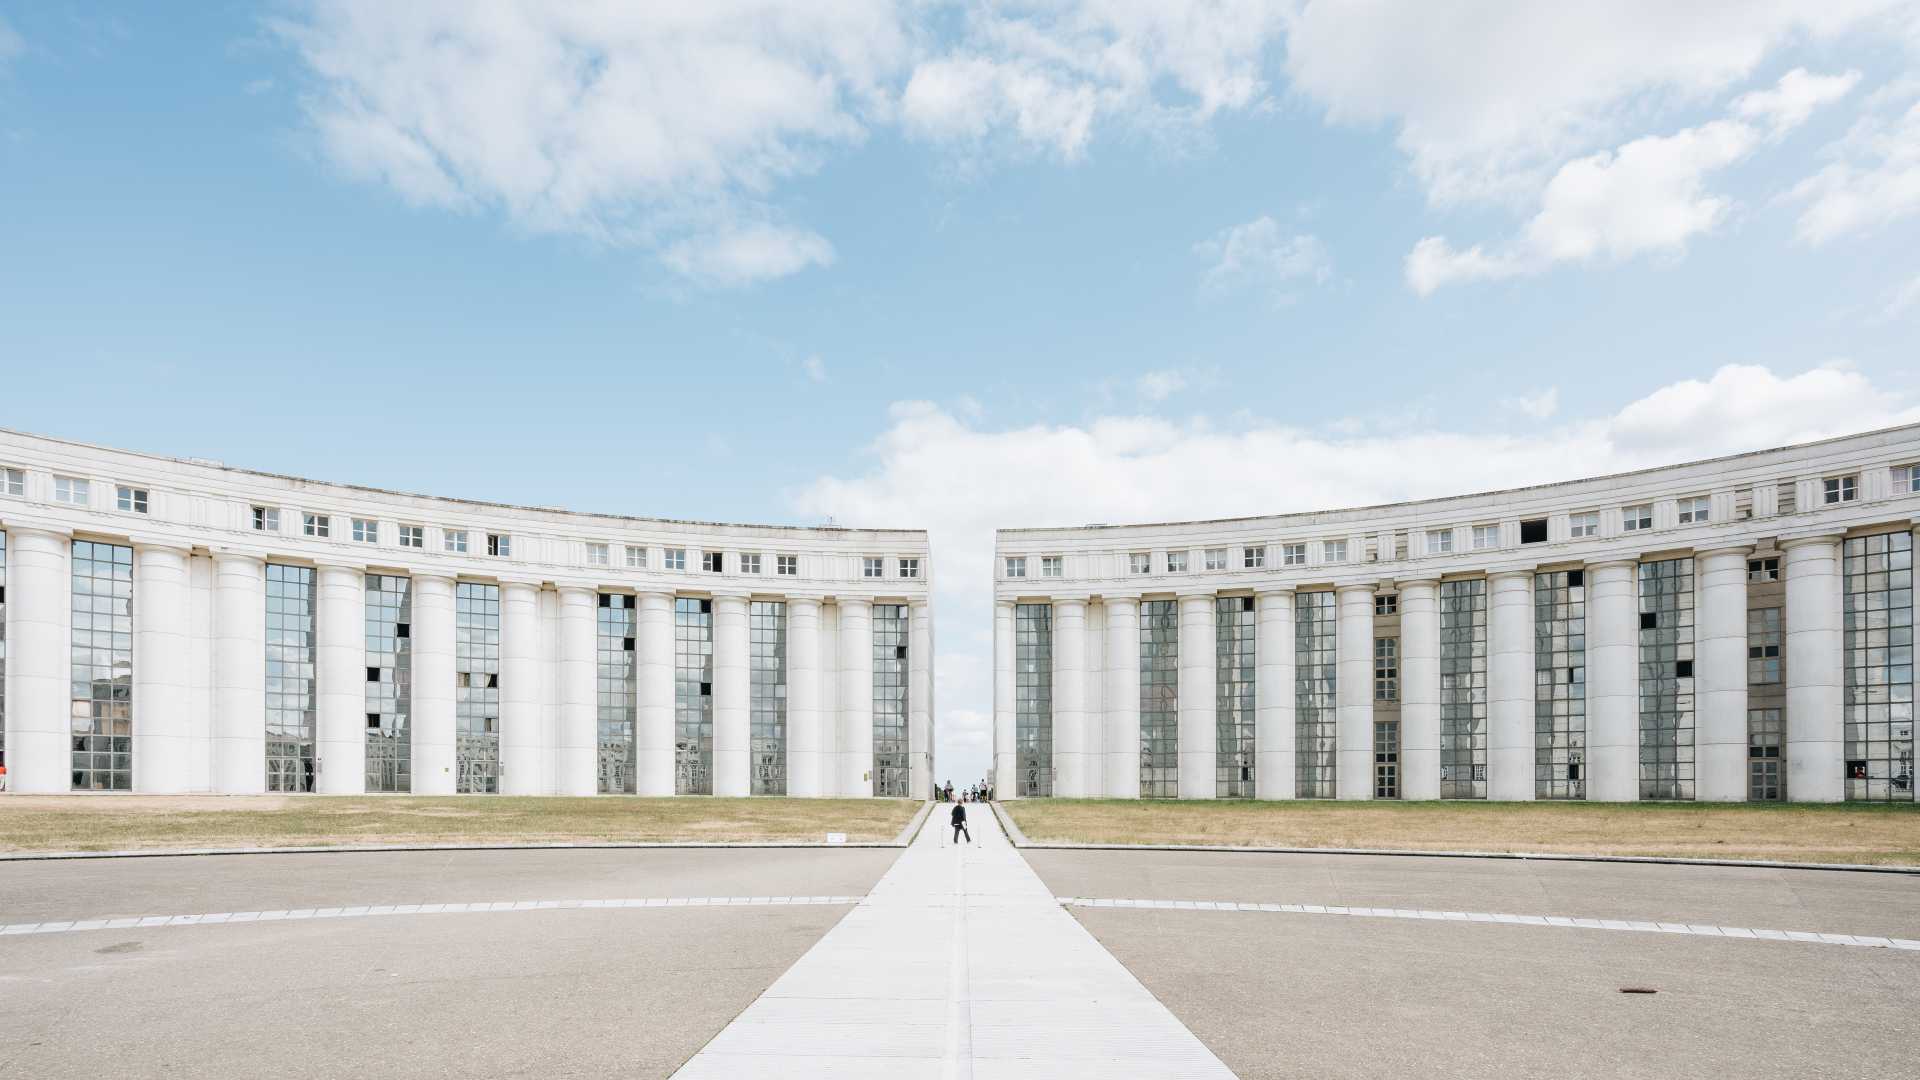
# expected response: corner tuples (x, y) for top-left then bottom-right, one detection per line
(1374, 720), (1400, 799)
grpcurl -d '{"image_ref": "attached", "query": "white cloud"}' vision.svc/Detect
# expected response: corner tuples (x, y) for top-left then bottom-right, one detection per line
(275, 1), (902, 283)
(1789, 94), (1920, 243)
(1501, 387), (1559, 420)
(1135, 369), (1188, 401)
(1733, 67), (1862, 137)
(794, 364), (1920, 783)
(802, 354), (828, 383)
(1194, 215), (1330, 301)
(1283, 1), (1899, 205)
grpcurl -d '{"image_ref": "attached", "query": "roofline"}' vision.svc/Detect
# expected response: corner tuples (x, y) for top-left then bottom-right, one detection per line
(0, 426), (927, 538)
(995, 421), (1920, 536)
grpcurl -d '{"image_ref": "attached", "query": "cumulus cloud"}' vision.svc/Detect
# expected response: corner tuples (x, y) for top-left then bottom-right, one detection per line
(1194, 215), (1331, 302)
(659, 223), (835, 288)
(794, 364), (1920, 782)
(1733, 67), (1863, 137)
(1789, 92), (1920, 243)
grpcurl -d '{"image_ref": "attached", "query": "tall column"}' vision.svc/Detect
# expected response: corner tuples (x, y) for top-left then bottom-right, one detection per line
(1784, 537), (1843, 802)
(909, 601), (932, 800)
(5, 528), (68, 792)
(554, 586), (598, 796)
(787, 598), (824, 797)
(1336, 585), (1375, 800)
(1103, 597), (1141, 799)
(498, 581), (542, 795)
(839, 598), (874, 796)
(1399, 580), (1441, 801)
(1176, 593), (1216, 799)
(634, 591), (676, 796)
(410, 573), (456, 795)
(993, 600), (1016, 796)
(1254, 589), (1296, 800)
(1487, 571), (1535, 801)
(315, 564), (366, 794)
(1697, 547), (1753, 801)
(1587, 561), (1640, 802)
(133, 543), (193, 794)
(212, 553), (266, 795)
(1052, 599), (1089, 798)
(711, 594), (751, 797)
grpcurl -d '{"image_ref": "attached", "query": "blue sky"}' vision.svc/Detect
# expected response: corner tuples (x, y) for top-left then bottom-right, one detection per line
(3, 3), (1919, 783)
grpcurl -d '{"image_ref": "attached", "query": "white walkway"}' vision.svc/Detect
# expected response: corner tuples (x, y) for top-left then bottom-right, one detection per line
(671, 805), (1236, 1079)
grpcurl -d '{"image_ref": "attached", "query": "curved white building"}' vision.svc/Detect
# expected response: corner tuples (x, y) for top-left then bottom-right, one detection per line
(0, 429), (933, 797)
(993, 425), (1920, 803)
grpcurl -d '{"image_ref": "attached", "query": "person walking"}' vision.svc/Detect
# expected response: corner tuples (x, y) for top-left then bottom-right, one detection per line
(950, 800), (971, 845)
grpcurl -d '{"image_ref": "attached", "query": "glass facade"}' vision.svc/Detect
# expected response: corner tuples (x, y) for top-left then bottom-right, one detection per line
(1747, 607), (1783, 684)
(364, 574), (412, 793)
(1215, 596), (1256, 798)
(1843, 531), (1914, 801)
(1139, 600), (1179, 798)
(1534, 569), (1586, 799)
(1374, 637), (1398, 701)
(70, 540), (133, 790)
(454, 583), (501, 794)
(1295, 591), (1336, 798)
(674, 598), (714, 795)
(1439, 578), (1488, 799)
(873, 604), (909, 797)
(1015, 603), (1053, 797)
(264, 564), (317, 793)
(1748, 707), (1784, 801)
(1374, 720), (1399, 798)
(1638, 558), (1696, 800)
(597, 594), (637, 794)
(751, 601), (787, 796)
(0, 531), (7, 778)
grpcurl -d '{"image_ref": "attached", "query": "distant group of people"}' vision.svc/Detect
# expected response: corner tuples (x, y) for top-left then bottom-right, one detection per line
(940, 780), (991, 845)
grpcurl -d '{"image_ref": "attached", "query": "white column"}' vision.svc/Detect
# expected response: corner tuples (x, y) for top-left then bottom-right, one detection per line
(553, 586), (597, 796)
(1696, 547), (1752, 801)
(634, 591), (676, 797)
(909, 601), (932, 800)
(1052, 599), (1089, 798)
(1399, 580), (1441, 801)
(993, 600), (1016, 795)
(212, 553), (266, 795)
(537, 587), (560, 791)
(315, 564), (366, 794)
(1103, 597), (1141, 799)
(1784, 537), (1844, 802)
(5, 528), (68, 792)
(787, 598), (824, 797)
(711, 594), (750, 797)
(498, 581), (542, 795)
(1336, 585), (1375, 800)
(1587, 561), (1640, 802)
(839, 598), (874, 796)
(410, 573), (456, 795)
(1487, 570), (1535, 801)
(1254, 589), (1295, 800)
(1176, 594), (1216, 799)
(132, 544), (193, 794)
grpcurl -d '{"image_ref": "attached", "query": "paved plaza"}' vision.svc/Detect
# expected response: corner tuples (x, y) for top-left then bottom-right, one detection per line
(1, 814), (1917, 1077)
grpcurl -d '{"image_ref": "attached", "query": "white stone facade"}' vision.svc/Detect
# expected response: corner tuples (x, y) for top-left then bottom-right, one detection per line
(0, 429), (933, 797)
(994, 425), (1920, 803)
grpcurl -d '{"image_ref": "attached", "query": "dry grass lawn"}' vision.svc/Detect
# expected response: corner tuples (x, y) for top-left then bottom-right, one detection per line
(0, 796), (922, 853)
(1003, 799), (1920, 865)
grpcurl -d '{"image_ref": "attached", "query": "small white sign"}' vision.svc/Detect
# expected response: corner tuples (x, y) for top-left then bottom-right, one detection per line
(826, 832), (847, 846)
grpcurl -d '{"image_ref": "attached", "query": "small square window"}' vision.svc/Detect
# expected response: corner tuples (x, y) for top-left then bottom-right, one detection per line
(1243, 546), (1265, 569)
(1131, 552), (1151, 574)
(117, 486), (148, 514)
(303, 512), (329, 538)
(1640, 611), (1658, 630)
(1281, 543), (1306, 567)
(1324, 539), (1348, 564)
(1374, 593), (1397, 616)
(625, 545), (647, 569)
(487, 533), (510, 557)
(1675, 659), (1694, 678)
(1823, 475), (1857, 504)
(1041, 555), (1063, 577)
(777, 554), (798, 576)
(252, 505), (280, 532)
(1520, 518), (1548, 544)
(1897, 463), (1920, 494)
(1569, 512), (1598, 539)
(0, 467), (23, 497)
(1747, 557), (1779, 583)
(53, 476), (90, 506)
(1166, 551), (1188, 572)
(742, 553), (763, 575)
(1203, 548), (1227, 571)
(1426, 530), (1453, 555)
(352, 518), (378, 544)
(1677, 496), (1710, 525)
(863, 556), (885, 578)
(704, 551), (725, 573)
(587, 542), (610, 567)
(1622, 504), (1653, 532)
(900, 557), (920, 579)
(444, 529), (467, 553)
(1005, 556), (1027, 578)
(398, 524), (423, 549)
(1471, 524), (1498, 551)
(664, 548), (686, 571)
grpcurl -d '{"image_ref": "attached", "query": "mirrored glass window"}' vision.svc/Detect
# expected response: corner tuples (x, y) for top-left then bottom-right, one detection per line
(753, 601), (788, 795)
(1747, 607), (1782, 684)
(1844, 531), (1913, 801)
(70, 541), (132, 790)
(675, 598), (713, 794)
(1295, 591), (1336, 797)
(265, 564), (316, 793)
(1441, 578), (1488, 799)
(873, 604), (909, 797)
(1139, 600), (1178, 798)
(1216, 597), (1255, 798)
(1749, 707), (1784, 801)
(0, 532), (6, 777)
(1639, 557), (1696, 800)
(454, 583), (500, 793)
(1535, 569), (1586, 799)
(1374, 636), (1398, 702)
(1016, 603), (1053, 797)
(364, 574), (412, 792)
(598, 594), (636, 794)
